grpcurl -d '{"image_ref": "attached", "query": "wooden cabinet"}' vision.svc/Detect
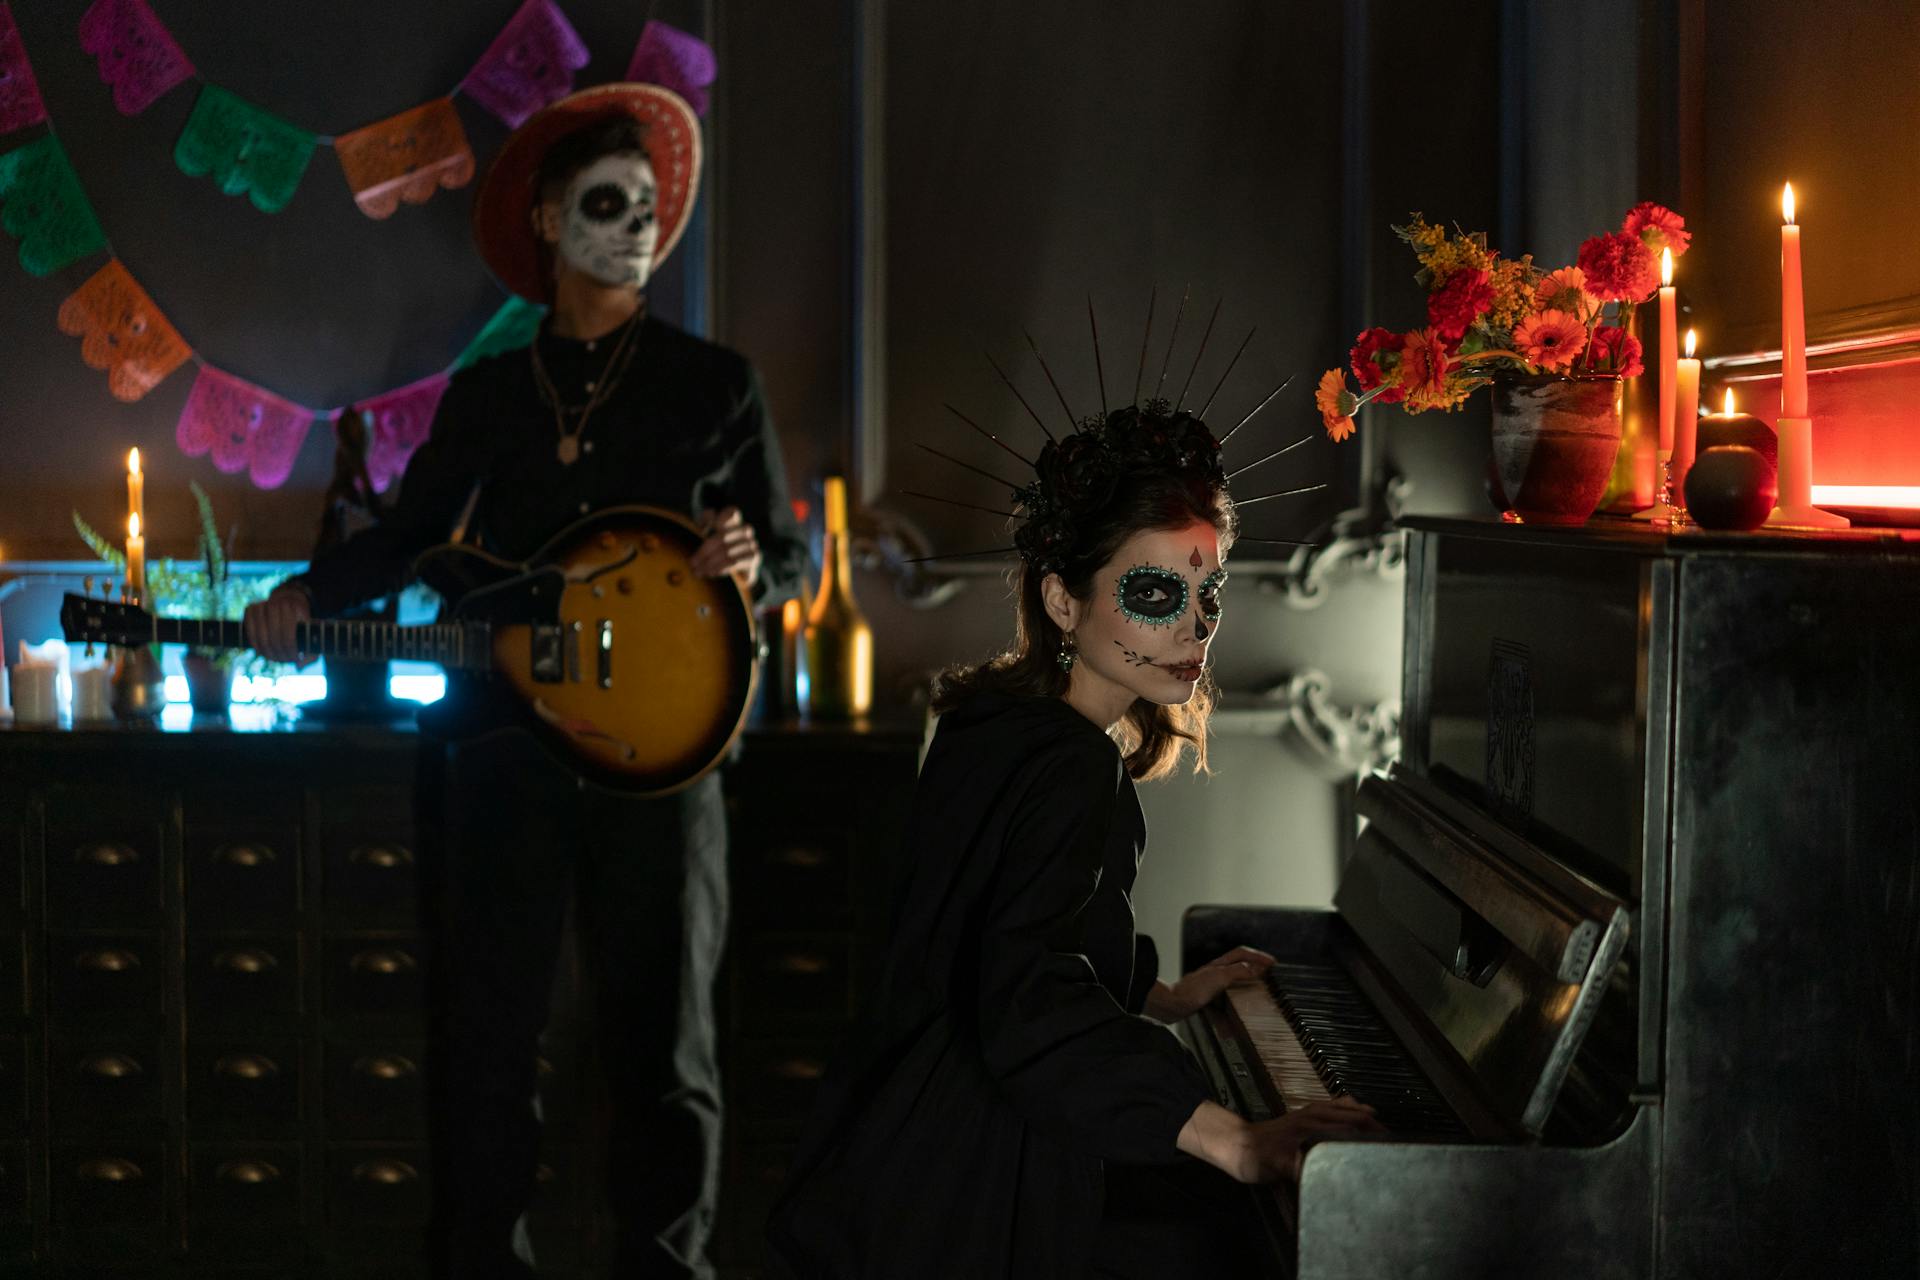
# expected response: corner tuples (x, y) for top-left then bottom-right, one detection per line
(0, 717), (918, 1277)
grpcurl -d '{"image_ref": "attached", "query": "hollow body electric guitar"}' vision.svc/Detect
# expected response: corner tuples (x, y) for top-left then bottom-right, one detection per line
(61, 506), (761, 796)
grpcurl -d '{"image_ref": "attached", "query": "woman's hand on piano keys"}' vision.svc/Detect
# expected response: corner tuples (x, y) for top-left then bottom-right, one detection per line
(1143, 945), (1277, 1023)
(1178, 1097), (1388, 1185)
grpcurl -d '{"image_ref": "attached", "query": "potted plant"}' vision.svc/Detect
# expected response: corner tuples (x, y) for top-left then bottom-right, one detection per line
(74, 482), (288, 715)
(1314, 203), (1690, 525)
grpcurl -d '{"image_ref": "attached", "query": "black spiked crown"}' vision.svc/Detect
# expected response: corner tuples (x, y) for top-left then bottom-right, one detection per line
(904, 287), (1326, 573)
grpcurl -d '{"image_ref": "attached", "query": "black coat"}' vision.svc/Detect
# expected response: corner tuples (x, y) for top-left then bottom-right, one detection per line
(766, 690), (1214, 1278)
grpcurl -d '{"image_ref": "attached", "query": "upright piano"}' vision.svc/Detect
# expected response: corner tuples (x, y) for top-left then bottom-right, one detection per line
(1185, 516), (1920, 1278)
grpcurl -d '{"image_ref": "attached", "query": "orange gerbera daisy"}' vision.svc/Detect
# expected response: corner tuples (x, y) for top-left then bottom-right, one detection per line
(1399, 328), (1454, 411)
(1315, 368), (1358, 441)
(1533, 267), (1597, 319)
(1512, 309), (1588, 371)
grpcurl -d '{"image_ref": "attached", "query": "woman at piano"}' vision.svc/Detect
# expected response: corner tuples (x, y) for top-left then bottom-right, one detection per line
(766, 400), (1382, 1278)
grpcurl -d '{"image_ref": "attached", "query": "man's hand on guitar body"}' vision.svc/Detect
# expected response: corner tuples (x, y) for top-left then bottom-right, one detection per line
(243, 584), (313, 664)
(690, 506), (761, 587)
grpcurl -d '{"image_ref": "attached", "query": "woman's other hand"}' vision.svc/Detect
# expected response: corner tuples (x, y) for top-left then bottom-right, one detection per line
(1142, 945), (1276, 1023)
(1177, 1097), (1387, 1185)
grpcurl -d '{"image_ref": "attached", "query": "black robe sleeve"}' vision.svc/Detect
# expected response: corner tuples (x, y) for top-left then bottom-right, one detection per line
(974, 739), (1213, 1165)
(290, 370), (490, 618)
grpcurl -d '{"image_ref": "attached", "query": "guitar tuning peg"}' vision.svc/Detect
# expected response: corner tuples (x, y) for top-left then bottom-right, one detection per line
(84, 575), (94, 596)
(85, 641), (96, 659)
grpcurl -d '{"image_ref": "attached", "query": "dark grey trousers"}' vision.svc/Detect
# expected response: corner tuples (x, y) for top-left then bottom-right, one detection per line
(424, 729), (729, 1279)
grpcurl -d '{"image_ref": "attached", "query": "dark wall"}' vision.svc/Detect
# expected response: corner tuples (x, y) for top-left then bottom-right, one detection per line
(0, 0), (704, 563)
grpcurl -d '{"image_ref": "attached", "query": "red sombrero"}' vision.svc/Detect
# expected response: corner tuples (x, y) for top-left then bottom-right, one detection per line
(472, 82), (702, 302)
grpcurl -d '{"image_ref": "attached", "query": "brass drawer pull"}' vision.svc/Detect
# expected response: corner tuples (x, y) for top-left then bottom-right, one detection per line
(769, 951), (830, 976)
(215, 1159), (281, 1184)
(74, 842), (139, 867)
(78, 1052), (143, 1079)
(350, 948), (417, 976)
(352, 1158), (418, 1185)
(348, 843), (413, 869)
(213, 842), (277, 868)
(214, 1053), (279, 1081)
(76, 948), (141, 973)
(352, 1053), (417, 1081)
(77, 1157), (143, 1183)
(213, 947), (279, 975)
(770, 845), (828, 870)
(769, 1057), (825, 1082)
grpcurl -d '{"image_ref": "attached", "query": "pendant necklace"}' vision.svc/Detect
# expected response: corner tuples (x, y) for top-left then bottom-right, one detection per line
(531, 302), (645, 466)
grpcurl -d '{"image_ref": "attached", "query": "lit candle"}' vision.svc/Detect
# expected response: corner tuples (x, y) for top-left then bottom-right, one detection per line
(1658, 247), (1677, 452)
(127, 447), (144, 533)
(126, 512), (146, 603)
(1781, 182), (1807, 419)
(1673, 328), (1702, 496)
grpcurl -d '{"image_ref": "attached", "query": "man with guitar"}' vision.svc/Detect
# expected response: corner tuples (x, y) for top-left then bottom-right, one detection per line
(244, 82), (805, 1279)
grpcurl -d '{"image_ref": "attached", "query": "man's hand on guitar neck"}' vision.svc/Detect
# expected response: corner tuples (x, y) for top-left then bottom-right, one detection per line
(243, 584), (314, 664)
(689, 506), (761, 588)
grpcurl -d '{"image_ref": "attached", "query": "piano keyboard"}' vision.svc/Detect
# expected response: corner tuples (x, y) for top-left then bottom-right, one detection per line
(1225, 961), (1467, 1139)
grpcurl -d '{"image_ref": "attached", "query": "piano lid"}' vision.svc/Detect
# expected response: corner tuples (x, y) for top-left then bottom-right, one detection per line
(1338, 767), (1630, 1136)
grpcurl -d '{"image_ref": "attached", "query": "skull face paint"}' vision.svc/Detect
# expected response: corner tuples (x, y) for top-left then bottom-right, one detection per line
(554, 153), (659, 289)
(1058, 520), (1224, 710)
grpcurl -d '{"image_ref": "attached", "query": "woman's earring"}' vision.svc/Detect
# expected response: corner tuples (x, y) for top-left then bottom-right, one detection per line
(1057, 630), (1078, 672)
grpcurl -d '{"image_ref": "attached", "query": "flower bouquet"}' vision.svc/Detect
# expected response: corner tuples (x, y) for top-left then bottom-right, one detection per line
(1313, 202), (1689, 524)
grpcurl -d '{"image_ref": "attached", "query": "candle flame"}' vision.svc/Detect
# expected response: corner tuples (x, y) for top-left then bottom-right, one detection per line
(128, 512), (141, 538)
(1661, 247), (1673, 286)
(1684, 328), (1698, 358)
(1723, 387), (1736, 416)
(128, 447), (140, 476)
(1783, 182), (1796, 225)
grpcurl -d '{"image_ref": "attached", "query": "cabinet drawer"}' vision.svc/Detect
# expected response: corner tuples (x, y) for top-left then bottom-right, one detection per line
(0, 933), (23, 1018)
(0, 823), (23, 925)
(188, 935), (302, 1021)
(188, 1038), (302, 1134)
(324, 937), (428, 1020)
(53, 1142), (166, 1259)
(46, 824), (162, 927)
(718, 1141), (796, 1268)
(735, 822), (856, 922)
(49, 933), (162, 1016)
(0, 1139), (27, 1224)
(525, 1142), (583, 1264)
(324, 1040), (427, 1139)
(188, 1142), (303, 1259)
(51, 1035), (163, 1134)
(735, 935), (854, 1026)
(323, 824), (420, 926)
(327, 1144), (429, 1229)
(187, 826), (300, 924)
(730, 1039), (833, 1136)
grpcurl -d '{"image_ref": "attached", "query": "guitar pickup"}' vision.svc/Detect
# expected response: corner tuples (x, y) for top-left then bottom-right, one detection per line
(530, 624), (565, 683)
(597, 619), (612, 689)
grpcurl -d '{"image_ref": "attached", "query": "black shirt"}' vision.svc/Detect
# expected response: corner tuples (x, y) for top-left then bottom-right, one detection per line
(293, 314), (808, 618)
(766, 690), (1214, 1277)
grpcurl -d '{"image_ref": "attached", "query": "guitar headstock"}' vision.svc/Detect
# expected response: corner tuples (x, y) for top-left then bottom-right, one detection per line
(61, 593), (155, 648)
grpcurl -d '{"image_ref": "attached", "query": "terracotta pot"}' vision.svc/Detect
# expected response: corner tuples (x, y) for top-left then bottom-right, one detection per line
(1490, 375), (1625, 526)
(1684, 445), (1777, 531)
(182, 653), (231, 716)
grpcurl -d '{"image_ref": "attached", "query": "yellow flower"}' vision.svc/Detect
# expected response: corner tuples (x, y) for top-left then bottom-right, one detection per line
(1315, 368), (1358, 441)
(1485, 257), (1536, 334)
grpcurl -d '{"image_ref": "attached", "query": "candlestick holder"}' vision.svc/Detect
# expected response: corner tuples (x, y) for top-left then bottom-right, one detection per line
(1764, 417), (1850, 530)
(110, 642), (166, 721)
(1633, 448), (1681, 525)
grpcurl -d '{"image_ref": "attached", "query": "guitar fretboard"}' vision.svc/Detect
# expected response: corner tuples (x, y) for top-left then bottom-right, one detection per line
(152, 617), (488, 670)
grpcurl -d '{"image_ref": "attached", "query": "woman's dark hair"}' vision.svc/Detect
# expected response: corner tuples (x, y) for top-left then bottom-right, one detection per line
(930, 464), (1238, 781)
(536, 118), (651, 204)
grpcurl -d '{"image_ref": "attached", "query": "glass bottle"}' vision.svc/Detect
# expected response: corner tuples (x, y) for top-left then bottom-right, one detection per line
(802, 476), (873, 720)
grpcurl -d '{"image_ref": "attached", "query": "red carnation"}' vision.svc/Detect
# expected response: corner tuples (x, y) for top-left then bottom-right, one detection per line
(1623, 201), (1691, 258)
(1587, 325), (1644, 378)
(1578, 231), (1660, 302)
(1426, 268), (1496, 342)
(1349, 326), (1407, 404)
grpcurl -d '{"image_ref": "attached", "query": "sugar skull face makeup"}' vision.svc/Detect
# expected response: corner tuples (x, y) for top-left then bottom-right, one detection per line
(552, 153), (658, 288)
(1053, 519), (1225, 710)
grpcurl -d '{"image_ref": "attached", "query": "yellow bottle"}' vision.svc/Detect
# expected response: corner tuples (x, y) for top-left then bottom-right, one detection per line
(802, 476), (873, 720)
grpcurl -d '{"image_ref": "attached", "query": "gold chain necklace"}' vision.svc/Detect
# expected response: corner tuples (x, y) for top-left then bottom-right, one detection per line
(530, 303), (646, 466)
